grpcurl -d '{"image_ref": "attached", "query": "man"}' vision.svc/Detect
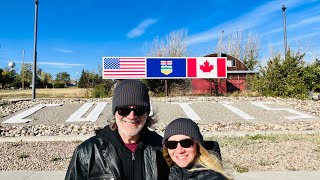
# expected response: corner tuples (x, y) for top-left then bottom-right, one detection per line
(65, 80), (169, 180)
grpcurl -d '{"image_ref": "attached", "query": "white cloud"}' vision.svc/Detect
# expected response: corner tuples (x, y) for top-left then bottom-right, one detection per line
(55, 48), (73, 53)
(127, 18), (157, 39)
(267, 31), (320, 48)
(38, 62), (84, 68)
(187, 0), (306, 45)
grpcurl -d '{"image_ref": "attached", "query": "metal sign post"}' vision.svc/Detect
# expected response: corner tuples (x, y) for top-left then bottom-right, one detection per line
(32, 0), (39, 99)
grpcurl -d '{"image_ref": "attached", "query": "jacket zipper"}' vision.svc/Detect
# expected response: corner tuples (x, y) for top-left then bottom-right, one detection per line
(131, 152), (135, 180)
(130, 146), (142, 180)
(131, 152), (135, 160)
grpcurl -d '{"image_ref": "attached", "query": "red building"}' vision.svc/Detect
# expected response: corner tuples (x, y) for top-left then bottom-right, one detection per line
(192, 53), (257, 95)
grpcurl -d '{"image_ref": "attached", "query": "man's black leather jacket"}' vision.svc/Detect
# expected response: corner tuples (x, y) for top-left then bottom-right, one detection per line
(65, 126), (169, 180)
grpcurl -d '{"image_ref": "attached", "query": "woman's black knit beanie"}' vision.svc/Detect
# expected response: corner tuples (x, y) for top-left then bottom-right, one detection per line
(112, 80), (150, 115)
(163, 118), (204, 146)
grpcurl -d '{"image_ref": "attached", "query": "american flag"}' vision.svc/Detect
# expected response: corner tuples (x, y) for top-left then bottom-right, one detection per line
(103, 57), (146, 79)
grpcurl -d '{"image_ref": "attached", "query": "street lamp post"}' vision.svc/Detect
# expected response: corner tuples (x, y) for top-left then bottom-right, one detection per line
(282, 5), (287, 60)
(32, 0), (39, 99)
(22, 49), (25, 89)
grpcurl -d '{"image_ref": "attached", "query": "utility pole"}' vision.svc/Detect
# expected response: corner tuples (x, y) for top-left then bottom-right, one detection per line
(32, 0), (39, 99)
(282, 5), (287, 60)
(216, 30), (224, 56)
(22, 49), (25, 89)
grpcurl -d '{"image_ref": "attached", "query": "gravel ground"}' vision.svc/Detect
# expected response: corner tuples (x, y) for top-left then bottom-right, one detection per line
(0, 134), (319, 171)
(0, 96), (319, 171)
(214, 134), (320, 172)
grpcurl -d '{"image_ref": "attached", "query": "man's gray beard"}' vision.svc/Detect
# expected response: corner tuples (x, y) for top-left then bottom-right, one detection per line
(118, 124), (143, 137)
(117, 119), (147, 137)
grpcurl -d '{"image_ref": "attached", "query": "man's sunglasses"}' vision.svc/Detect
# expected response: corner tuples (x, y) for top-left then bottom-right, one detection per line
(165, 139), (195, 149)
(116, 106), (147, 116)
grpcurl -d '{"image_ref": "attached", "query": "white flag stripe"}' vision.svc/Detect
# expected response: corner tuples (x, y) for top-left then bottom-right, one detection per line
(104, 73), (146, 76)
(104, 67), (145, 71)
(120, 62), (145, 65)
(103, 75), (146, 78)
(119, 58), (145, 60)
(104, 71), (145, 74)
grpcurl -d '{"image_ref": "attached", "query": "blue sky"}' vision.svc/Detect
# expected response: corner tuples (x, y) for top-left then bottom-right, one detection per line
(1, 0), (320, 80)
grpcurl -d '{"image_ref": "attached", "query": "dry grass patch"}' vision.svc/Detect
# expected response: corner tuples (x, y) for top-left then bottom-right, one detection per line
(208, 134), (320, 171)
(0, 88), (92, 98)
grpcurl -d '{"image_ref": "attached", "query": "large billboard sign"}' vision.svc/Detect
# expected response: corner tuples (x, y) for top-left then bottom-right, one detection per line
(102, 57), (227, 79)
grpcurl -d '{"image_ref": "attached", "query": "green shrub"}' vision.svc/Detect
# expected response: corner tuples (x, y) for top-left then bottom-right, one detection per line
(92, 84), (111, 98)
(17, 153), (29, 159)
(233, 164), (249, 173)
(50, 156), (62, 162)
(53, 82), (65, 88)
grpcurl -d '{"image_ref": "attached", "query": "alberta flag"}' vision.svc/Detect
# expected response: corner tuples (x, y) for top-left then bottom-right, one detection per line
(146, 58), (186, 78)
(187, 57), (227, 78)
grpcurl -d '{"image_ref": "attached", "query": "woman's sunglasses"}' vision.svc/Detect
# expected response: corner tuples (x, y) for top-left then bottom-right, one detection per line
(165, 139), (195, 149)
(116, 106), (147, 116)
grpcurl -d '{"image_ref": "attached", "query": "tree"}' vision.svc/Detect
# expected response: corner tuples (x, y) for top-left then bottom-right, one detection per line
(0, 68), (4, 87)
(217, 29), (261, 70)
(144, 29), (189, 95)
(78, 69), (89, 88)
(41, 72), (53, 88)
(147, 29), (188, 57)
(0, 67), (16, 88)
(20, 63), (33, 85)
(78, 69), (102, 88)
(242, 32), (261, 70)
(303, 59), (320, 91)
(249, 49), (308, 98)
(55, 72), (71, 86)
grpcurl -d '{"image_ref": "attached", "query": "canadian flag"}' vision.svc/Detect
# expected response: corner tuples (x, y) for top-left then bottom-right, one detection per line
(187, 57), (227, 78)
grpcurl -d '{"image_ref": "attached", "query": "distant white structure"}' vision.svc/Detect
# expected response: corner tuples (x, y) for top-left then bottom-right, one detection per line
(8, 61), (15, 70)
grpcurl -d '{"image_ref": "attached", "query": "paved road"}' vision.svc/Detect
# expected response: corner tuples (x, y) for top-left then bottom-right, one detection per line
(1, 171), (320, 180)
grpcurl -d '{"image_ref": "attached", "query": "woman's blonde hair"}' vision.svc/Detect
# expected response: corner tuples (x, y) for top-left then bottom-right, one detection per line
(163, 142), (234, 180)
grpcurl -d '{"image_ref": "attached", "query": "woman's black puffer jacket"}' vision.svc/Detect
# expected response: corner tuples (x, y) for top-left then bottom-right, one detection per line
(168, 164), (226, 180)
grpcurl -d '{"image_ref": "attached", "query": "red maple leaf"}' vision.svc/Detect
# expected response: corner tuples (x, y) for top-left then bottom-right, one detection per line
(200, 60), (214, 72)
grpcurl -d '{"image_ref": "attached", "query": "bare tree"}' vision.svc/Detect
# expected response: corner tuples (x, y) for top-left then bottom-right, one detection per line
(243, 32), (261, 70)
(267, 43), (279, 60)
(226, 29), (243, 59)
(147, 29), (188, 57)
(221, 29), (261, 70)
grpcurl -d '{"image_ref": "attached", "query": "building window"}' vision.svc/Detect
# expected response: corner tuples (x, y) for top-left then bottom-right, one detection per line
(227, 60), (236, 67)
(232, 60), (236, 67)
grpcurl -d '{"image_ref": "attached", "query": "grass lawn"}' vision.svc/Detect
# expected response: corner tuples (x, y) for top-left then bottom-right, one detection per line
(0, 87), (92, 98)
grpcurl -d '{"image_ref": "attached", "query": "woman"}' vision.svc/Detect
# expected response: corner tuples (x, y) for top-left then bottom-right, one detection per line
(163, 118), (233, 180)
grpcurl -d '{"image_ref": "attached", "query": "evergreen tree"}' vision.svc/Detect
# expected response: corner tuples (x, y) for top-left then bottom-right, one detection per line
(249, 49), (308, 99)
(78, 69), (88, 88)
(303, 59), (320, 91)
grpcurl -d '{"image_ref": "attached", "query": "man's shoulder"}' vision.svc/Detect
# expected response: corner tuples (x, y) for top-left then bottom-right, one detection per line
(76, 135), (105, 152)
